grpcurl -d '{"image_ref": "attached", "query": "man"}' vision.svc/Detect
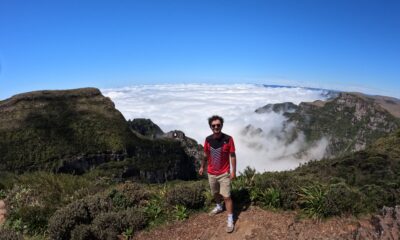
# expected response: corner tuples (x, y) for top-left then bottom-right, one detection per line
(199, 115), (236, 233)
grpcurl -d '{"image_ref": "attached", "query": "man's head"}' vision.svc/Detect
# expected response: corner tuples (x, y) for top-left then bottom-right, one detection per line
(208, 115), (224, 134)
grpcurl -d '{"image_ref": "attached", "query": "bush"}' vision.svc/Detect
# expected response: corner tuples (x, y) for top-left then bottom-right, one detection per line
(108, 182), (149, 210)
(144, 199), (163, 221)
(91, 208), (148, 240)
(360, 184), (393, 212)
(250, 187), (280, 209)
(70, 224), (94, 240)
(0, 189), (6, 199)
(166, 182), (206, 209)
(91, 212), (123, 240)
(322, 182), (364, 217)
(173, 205), (188, 220)
(121, 208), (148, 232)
(15, 205), (54, 235)
(231, 187), (251, 207)
(231, 172), (253, 206)
(84, 195), (112, 219)
(14, 172), (95, 207)
(254, 172), (307, 210)
(298, 184), (326, 219)
(0, 229), (23, 240)
(47, 200), (90, 240)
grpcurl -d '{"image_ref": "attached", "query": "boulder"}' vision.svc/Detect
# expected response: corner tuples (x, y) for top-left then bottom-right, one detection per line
(355, 206), (400, 240)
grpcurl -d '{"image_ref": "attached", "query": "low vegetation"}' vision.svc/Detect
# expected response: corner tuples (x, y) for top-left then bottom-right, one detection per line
(1, 127), (400, 239)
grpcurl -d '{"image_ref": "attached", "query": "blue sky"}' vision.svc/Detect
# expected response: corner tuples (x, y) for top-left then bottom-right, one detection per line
(1, 0), (399, 99)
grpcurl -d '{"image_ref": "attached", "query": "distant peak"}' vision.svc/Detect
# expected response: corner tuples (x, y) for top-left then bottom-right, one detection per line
(0, 87), (103, 106)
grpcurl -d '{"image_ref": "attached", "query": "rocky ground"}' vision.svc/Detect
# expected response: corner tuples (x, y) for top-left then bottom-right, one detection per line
(135, 206), (371, 240)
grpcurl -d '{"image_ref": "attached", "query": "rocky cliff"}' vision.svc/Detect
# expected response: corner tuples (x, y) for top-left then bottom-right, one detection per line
(0, 88), (196, 182)
(162, 130), (204, 172)
(127, 118), (164, 139)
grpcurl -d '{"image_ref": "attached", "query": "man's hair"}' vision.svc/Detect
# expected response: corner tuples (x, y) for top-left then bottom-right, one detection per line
(208, 115), (224, 127)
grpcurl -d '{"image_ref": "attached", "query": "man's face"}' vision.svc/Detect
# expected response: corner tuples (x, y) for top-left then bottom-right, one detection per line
(210, 119), (222, 134)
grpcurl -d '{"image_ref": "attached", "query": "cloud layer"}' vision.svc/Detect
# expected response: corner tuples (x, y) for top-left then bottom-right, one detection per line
(102, 84), (328, 172)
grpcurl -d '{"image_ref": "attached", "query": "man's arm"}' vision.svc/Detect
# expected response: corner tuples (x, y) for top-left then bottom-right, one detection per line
(230, 152), (236, 179)
(199, 153), (207, 175)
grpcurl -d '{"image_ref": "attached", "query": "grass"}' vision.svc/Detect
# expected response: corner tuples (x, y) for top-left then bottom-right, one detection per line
(1, 112), (399, 239)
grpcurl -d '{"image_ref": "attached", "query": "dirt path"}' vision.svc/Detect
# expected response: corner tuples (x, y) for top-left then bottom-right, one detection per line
(135, 206), (367, 240)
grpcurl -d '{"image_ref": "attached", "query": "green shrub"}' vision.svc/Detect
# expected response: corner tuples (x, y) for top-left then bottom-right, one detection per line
(3, 172), (110, 237)
(15, 205), (54, 235)
(121, 208), (148, 232)
(250, 187), (281, 209)
(91, 208), (148, 240)
(166, 182), (205, 209)
(173, 205), (188, 220)
(119, 182), (149, 204)
(3, 217), (24, 233)
(360, 184), (393, 211)
(0, 229), (23, 240)
(239, 166), (256, 188)
(5, 185), (37, 212)
(91, 212), (123, 240)
(15, 172), (95, 207)
(47, 200), (90, 240)
(84, 195), (112, 220)
(231, 187), (251, 207)
(144, 199), (163, 220)
(298, 184), (326, 219)
(108, 182), (149, 210)
(231, 175), (252, 206)
(0, 189), (6, 199)
(322, 182), (364, 217)
(122, 227), (134, 240)
(254, 172), (306, 210)
(203, 190), (214, 207)
(70, 224), (94, 240)
(109, 189), (132, 211)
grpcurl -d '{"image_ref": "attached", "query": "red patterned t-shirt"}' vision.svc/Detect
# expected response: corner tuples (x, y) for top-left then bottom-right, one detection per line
(204, 133), (235, 175)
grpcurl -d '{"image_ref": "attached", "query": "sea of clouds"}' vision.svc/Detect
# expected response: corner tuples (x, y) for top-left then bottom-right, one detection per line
(102, 84), (329, 173)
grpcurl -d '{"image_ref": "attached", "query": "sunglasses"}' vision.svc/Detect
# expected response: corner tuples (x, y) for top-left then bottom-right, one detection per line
(211, 124), (221, 128)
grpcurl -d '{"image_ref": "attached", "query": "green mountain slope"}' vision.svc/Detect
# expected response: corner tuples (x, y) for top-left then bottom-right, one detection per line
(294, 128), (400, 189)
(0, 88), (196, 182)
(285, 92), (400, 156)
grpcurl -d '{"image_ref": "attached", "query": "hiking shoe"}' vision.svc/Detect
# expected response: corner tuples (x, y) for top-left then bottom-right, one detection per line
(226, 221), (234, 233)
(208, 206), (223, 216)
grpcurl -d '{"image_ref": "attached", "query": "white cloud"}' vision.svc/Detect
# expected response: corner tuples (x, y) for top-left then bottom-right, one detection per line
(102, 83), (328, 172)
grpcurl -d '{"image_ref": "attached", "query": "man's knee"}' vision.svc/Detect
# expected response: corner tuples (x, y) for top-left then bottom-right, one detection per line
(223, 196), (232, 201)
(214, 193), (223, 199)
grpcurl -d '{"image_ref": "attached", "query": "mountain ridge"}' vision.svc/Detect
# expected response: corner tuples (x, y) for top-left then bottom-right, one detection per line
(255, 92), (400, 157)
(0, 87), (197, 182)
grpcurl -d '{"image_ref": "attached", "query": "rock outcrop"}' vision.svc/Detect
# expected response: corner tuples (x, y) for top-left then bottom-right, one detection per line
(355, 206), (400, 240)
(163, 130), (204, 171)
(128, 118), (164, 139)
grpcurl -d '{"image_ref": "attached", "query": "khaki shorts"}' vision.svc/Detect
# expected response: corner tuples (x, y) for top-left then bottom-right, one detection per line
(208, 172), (231, 198)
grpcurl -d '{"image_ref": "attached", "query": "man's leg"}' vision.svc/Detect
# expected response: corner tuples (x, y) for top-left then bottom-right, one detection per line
(224, 196), (233, 215)
(209, 174), (224, 215)
(219, 173), (234, 233)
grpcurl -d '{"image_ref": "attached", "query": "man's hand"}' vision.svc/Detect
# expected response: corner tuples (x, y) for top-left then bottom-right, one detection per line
(230, 172), (236, 180)
(199, 167), (204, 176)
